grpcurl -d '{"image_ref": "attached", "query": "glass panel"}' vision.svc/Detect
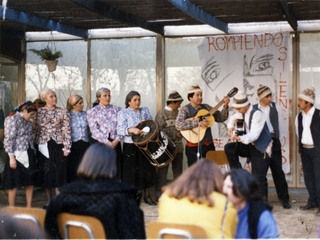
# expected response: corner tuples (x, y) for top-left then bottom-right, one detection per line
(299, 32), (320, 184)
(0, 56), (16, 63)
(91, 37), (156, 117)
(25, 41), (88, 110)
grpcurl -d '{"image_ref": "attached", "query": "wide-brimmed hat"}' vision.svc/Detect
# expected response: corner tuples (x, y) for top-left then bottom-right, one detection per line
(232, 90), (249, 108)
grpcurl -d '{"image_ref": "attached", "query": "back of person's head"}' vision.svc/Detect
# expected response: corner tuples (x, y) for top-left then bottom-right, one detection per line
(163, 159), (223, 207)
(0, 212), (47, 239)
(225, 169), (272, 210)
(77, 143), (116, 180)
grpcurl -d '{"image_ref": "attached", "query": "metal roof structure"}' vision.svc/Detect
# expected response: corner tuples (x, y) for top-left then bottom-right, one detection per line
(1, 0), (320, 39)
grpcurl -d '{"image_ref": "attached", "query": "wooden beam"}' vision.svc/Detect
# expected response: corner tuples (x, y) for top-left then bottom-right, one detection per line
(280, 0), (297, 31)
(167, 0), (228, 33)
(72, 0), (164, 35)
(0, 6), (88, 38)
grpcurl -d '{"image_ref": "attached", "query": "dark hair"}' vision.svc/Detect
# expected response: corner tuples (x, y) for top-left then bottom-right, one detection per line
(9, 101), (38, 117)
(163, 159), (223, 207)
(187, 92), (195, 102)
(125, 91), (140, 108)
(225, 169), (272, 211)
(166, 100), (182, 106)
(77, 143), (116, 180)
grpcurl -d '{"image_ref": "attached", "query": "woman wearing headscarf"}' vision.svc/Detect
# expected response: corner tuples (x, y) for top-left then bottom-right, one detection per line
(3, 101), (38, 208)
(117, 91), (158, 205)
(34, 89), (71, 209)
(66, 94), (90, 183)
(87, 88), (122, 180)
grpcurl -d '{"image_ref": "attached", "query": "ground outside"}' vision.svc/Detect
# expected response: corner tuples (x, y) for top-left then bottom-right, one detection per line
(0, 187), (319, 238)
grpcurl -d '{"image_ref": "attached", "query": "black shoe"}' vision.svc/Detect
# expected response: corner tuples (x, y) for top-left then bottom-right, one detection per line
(282, 202), (292, 209)
(300, 203), (319, 210)
(143, 197), (157, 206)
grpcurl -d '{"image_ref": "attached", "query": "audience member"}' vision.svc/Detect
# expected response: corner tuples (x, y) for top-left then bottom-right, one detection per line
(158, 159), (238, 239)
(223, 168), (279, 239)
(44, 143), (146, 239)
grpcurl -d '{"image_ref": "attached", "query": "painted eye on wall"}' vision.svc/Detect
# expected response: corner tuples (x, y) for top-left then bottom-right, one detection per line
(249, 54), (274, 76)
(201, 56), (221, 83)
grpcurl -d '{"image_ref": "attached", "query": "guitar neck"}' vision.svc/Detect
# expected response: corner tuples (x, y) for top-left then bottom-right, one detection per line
(209, 99), (225, 116)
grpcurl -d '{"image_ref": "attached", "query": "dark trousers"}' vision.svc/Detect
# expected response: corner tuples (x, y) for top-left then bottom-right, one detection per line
(301, 147), (320, 206)
(269, 137), (289, 203)
(154, 151), (183, 199)
(186, 142), (215, 167)
(224, 142), (270, 198)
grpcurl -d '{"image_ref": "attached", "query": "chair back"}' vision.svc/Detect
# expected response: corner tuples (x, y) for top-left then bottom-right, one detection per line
(2, 206), (46, 230)
(147, 221), (207, 239)
(206, 150), (230, 170)
(57, 212), (106, 239)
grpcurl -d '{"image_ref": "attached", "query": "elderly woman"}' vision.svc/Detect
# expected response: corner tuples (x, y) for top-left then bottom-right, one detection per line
(158, 159), (238, 238)
(3, 101), (38, 208)
(66, 94), (90, 183)
(44, 143), (146, 239)
(87, 88), (122, 179)
(117, 91), (158, 205)
(34, 89), (71, 209)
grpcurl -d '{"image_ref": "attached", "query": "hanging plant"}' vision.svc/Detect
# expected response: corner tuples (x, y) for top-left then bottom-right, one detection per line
(29, 46), (63, 72)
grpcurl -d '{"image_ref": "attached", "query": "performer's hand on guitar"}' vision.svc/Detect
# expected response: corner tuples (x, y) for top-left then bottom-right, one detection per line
(228, 128), (233, 137)
(199, 118), (210, 128)
(129, 127), (142, 135)
(176, 132), (183, 139)
(223, 96), (230, 108)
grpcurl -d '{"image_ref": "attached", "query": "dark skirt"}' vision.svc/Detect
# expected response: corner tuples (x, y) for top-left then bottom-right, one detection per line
(122, 142), (157, 189)
(37, 139), (68, 189)
(90, 138), (122, 180)
(3, 146), (39, 190)
(67, 140), (90, 183)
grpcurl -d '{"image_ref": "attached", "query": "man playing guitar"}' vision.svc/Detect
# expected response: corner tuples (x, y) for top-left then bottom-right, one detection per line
(175, 85), (230, 166)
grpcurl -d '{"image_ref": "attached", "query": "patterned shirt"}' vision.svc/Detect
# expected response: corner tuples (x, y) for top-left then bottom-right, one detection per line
(87, 103), (122, 144)
(34, 106), (72, 151)
(117, 107), (152, 143)
(175, 103), (229, 131)
(70, 110), (89, 142)
(4, 112), (34, 154)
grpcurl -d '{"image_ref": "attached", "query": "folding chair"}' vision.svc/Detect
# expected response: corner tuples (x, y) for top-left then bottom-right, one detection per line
(57, 212), (106, 239)
(2, 206), (46, 230)
(206, 150), (230, 171)
(147, 221), (207, 239)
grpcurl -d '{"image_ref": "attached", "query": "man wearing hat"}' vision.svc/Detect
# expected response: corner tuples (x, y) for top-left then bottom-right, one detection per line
(154, 91), (184, 200)
(295, 87), (320, 215)
(176, 85), (230, 166)
(253, 85), (291, 209)
(224, 90), (272, 199)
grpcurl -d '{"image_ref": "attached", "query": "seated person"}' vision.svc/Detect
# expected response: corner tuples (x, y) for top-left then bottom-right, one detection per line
(44, 143), (146, 239)
(223, 169), (279, 239)
(158, 159), (238, 239)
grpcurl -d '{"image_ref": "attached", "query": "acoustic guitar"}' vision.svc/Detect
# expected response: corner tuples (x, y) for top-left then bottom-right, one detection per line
(235, 119), (246, 136)
(180, 87), (238, 143)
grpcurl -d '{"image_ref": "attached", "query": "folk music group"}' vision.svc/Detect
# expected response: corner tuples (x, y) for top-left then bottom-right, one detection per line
(2, 83), (320, 238)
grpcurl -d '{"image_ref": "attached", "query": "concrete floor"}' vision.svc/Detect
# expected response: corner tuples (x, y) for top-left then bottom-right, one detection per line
(0, 187), (319, 238)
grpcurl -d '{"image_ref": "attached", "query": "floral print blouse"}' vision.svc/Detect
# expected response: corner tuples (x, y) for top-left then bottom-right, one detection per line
(70, 110), (89, 142)
(117, 107), (152, 144)
(87, 103), (122, 144)
(34, 106), (72, 151)
(4, 112), (34, 154)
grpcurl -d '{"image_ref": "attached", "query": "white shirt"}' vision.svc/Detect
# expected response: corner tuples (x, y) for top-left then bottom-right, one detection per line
(227, 105), (266, 145)
(165, 106), (173, 111)
(295, 106), (315, 145)
(258, 102), (285, 143)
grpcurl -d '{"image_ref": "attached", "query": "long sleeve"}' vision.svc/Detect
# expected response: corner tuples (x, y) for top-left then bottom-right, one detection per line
(257, 210), (279, 238)
(4, 116), (18, 154)
(239, 110), (266, 145)
(62, 111), (72, 151)
(175, 106), (198, 131)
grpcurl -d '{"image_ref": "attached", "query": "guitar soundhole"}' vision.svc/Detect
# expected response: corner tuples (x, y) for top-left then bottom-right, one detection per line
(236, 119), (246, 136)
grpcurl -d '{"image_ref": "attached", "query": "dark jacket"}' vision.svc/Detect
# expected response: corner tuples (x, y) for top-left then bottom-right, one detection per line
(44, 178), (146, 239)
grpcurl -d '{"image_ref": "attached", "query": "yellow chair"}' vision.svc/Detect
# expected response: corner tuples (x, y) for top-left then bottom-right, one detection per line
(147, 221), (207, 239)
(2, 206), (46, 230)
(57, 212), (106, 239)
(206, 150), (230, 171)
